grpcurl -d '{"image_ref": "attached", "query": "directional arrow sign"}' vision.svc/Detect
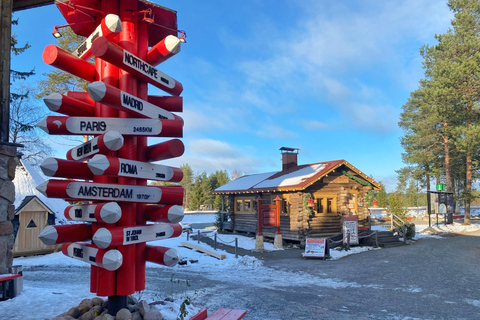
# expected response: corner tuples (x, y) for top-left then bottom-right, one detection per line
(37, 116), (183, 138)
(66, 131), (124, 161)
(88, 154), (183, 182)
(44, 92), (95, 116)
(64, 202), (121, 224)
(91, 37), (183, 96)
(145, 205), (184, 224)
(37, 180), (184, 204)
(147, 35), (181, 66)
(144, 245), (179, 267)
(62, 243), (123, 271)
(88, 81), (177, 120)
(43, 44), (97, 83)
(93, 223), (182, 248)
(72, 14), (122, 60)
(40, 157), (93, 180)
(146, 139), (185, 162)
(38, 224), (92, 246)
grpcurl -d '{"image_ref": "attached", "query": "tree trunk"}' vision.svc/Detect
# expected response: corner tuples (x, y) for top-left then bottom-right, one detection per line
(443, 129), (452, 192)
(465, 151), (472, 224)
(426, 172), (432, 227)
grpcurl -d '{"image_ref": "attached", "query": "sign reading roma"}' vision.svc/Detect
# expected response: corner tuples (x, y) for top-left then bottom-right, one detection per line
(36, 0), (186, 315)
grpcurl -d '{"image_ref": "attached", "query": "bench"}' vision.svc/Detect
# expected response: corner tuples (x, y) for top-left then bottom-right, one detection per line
(0, 274), (21, 301)
(189, 308), (247, 320)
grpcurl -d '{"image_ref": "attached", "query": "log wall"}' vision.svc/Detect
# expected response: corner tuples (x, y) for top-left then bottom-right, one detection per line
(225, 169), (374, 243)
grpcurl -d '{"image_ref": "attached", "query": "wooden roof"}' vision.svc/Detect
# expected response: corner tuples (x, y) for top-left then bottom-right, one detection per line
(15, 195), (54, 214)
(213, 159), (381, 195)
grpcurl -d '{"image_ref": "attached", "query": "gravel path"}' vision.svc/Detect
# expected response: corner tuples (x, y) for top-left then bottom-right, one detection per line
(186, 231), (480, 319)
(9, 230), (480, 320)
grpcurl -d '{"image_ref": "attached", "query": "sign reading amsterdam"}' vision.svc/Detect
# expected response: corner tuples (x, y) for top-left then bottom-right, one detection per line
(67, 183), (161, 202)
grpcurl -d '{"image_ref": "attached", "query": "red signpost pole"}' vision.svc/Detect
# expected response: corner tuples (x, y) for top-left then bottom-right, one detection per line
(255, 196), (263, 236)
(38, 0), (185, 316)
(274, 196), (282, 235)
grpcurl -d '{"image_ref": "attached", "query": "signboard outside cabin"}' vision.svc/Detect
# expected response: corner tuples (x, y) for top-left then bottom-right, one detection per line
(343, 215), (359, 245)
(303, 238), (328, 258)
(262, 206), (276, 227)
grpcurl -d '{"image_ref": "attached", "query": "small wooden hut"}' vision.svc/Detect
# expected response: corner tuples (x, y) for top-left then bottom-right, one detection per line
(13, 196), (56, 256)
(12, 160), (69, 256)
(213, 148), (381, 243)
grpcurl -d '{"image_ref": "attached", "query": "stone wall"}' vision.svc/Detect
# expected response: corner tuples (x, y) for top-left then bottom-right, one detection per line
(0, 144), (17, 274)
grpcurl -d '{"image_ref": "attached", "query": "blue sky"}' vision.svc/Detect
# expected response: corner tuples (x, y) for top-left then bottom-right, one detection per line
(12, 0), (454, 191)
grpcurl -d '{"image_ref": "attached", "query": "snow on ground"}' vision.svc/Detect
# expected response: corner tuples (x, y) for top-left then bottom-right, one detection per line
(7, 214), (480, 320)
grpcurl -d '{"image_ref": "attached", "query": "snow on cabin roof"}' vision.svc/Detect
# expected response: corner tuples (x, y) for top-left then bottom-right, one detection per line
(213, 159), (380, 194)
(13, 160), (69, 222)
(255, 163), (326, 189)
(215, 171), (279, 192)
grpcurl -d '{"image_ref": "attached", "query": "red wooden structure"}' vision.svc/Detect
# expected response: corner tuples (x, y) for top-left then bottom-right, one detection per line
(37, 0), (186, 315)
(255, 196), (281, 235)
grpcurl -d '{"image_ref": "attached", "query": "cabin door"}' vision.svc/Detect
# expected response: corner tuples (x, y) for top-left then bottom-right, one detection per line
(346, 190), (358, 215)
(15, 211), (47, 253)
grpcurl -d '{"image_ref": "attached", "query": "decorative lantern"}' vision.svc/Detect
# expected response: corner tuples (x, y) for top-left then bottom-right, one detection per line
(307, 198), (315, 207)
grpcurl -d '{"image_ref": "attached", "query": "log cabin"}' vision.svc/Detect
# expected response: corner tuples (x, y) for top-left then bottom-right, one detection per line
(213, 148), (381, 243)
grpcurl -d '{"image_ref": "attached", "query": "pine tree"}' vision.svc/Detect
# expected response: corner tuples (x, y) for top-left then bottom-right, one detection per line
(189, 172), (206, 211)
(179, 164), (194, 209)
(376, 182), (388, 208)
(420, 0), (480, 224)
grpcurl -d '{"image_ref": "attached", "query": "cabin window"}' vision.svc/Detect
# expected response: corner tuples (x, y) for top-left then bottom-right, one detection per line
(313, 195), (337, 214)
(236, 200), (243, 212)
(234, 197), (255, 214)
(327, 198), (333, 213)
(26, 219), (37, 228)
(244, 200), (252, 212)
(316, 198), (324, 213)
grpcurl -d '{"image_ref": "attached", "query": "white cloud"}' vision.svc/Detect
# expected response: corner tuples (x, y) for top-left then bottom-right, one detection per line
(346, 103), (398, 134)
(226, 0), (453, 136)
(254, 124), (300, 139)
(168, 139), (266, 174)
(300, 120), (329, 131)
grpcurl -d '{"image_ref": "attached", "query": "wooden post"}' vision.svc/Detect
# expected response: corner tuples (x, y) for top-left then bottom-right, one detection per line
(273, 196), (283, 249)
(0, 0), (12, 143)
(254, 196), (264, 251)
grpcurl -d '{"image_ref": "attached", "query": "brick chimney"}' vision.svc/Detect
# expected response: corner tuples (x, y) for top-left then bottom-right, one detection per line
(280, 147), (299, 171)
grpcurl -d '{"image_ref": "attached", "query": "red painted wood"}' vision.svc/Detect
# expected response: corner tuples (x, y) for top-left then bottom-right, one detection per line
(41, 158), (93, 180)
(66, 91), (95, 105)
(189, 308), (208, 320)
(91, 37), (183, 96)
(42, 45), (97, 82)
(148, 95), (183, 112)
(44, 93), (95, 117)
(145, 139), (185, 162)
(206, 309), (247, 320)
(0, 274), (21, 282)
(147, 35), (181, 66)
